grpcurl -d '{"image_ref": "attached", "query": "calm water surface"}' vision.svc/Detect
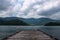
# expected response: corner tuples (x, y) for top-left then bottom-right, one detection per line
(0, 26), (60, 40)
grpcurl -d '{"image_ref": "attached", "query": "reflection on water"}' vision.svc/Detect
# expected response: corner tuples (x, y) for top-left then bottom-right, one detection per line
(0, 26), (60, 40)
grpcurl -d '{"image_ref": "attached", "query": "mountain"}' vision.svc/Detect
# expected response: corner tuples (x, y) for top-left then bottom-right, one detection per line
(20, 18), (54, 26)
(0, 17), (60, 26)
(45, 22), (60, 26)
(0, 17), (29, 26)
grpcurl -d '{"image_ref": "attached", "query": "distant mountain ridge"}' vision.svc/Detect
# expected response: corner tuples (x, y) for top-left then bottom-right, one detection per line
(0, 17), (29, 25)
(0, 17), (60, 26)
(20, 18), (54, 26)
(45, 22), (60, 26)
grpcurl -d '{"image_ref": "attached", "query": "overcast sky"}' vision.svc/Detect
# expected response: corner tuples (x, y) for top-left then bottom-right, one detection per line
(0, 0), (60, 20)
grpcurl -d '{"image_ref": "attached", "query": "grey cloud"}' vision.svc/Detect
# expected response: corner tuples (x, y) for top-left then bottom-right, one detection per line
(50, 12), (60, 20)
(22, 0), (60, 19)
(0, 0), (19, 17)
(0, 0), (12, 11)
(0, 0), (60, 20)
(39, 7), (60, 17)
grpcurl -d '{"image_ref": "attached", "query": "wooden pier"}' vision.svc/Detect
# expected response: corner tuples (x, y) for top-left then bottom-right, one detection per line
(3, 30), (56, 40)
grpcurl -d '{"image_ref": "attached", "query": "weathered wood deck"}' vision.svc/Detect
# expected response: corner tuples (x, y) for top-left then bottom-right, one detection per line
(3, 30), (56, 40)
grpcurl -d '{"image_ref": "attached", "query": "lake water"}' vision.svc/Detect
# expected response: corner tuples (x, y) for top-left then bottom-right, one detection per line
(0, 26), (60, 40)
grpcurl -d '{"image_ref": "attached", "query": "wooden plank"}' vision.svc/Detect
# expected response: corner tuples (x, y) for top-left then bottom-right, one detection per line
(4, 31), (55, 40)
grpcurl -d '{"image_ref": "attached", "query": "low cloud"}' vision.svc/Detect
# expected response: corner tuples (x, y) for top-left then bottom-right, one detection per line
(0, 0), (60, 20)
(0, 0), (22, 17)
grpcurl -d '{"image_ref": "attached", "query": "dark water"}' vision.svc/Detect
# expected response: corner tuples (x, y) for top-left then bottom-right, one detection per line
(0, 26), (60, 40)
(39, 26), (60, 40)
